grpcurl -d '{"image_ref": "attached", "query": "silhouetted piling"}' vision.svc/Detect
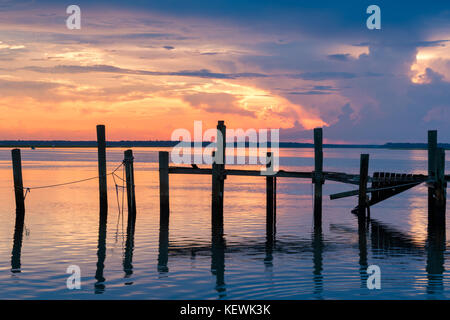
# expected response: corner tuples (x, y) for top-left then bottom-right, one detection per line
(313, 128), (323, 227)
(266, 152), (275, 242)
(358, 154), (370, 217)
(217, 120), (226, 214)
(211, 151), (223, 233)
(96, 125), (108, 216)
(124, 150), (136, 221)
(11, 149), (25, 212)
(159, 151), (170, 231)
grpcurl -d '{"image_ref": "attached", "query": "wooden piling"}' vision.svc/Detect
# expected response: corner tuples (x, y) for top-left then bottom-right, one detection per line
(124, 149), (136, 222)
(211, 151), (223, 231)
(313, 128), (323, 227)
(273, 176), (277, 235)
(266, 152), (274, 240)
(428, 130), (438, 179)
(96, 125), (108, 215)
(159, 151), (170, 231)
(358, 154), (370, 216)
(217, 121), (226, 214)
(11, 149), (25, 212)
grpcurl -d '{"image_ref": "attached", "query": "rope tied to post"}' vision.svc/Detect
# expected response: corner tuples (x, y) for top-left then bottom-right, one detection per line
(17, 161), (125, 197)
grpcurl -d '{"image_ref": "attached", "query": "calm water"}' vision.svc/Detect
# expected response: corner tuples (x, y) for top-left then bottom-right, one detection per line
(0, 147), (449, 299)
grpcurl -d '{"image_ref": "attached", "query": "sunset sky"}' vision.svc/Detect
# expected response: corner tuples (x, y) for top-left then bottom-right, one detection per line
(0, 0), (449, 143)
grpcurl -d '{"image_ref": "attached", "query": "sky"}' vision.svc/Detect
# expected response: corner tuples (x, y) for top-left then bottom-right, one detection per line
(0, 0), (449, 143)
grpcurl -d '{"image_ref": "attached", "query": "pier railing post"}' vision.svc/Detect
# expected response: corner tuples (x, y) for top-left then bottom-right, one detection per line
(124, 149), (136, 224)
(266, 152), (274, 241)
(313, 128), (324, 227)
(159, 151), (170, 230)
(358, 154), (370, 217)
(96, 125), (108, 217)
(11, 149), (25, 212)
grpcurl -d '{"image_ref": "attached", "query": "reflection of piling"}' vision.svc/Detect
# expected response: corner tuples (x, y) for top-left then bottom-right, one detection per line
(426, 223), (445, 295)
(312, 226), (323, 295)
(313, 128), (323, 228)
(158, 224), (169, 273)
(11, 209), (25, 273)
(11, 149), (25, 212)
(97, 125), (108, 217)
(357, 214), (368, 288)
(211, 229), (226, 298)
(94, 212), (107, 294)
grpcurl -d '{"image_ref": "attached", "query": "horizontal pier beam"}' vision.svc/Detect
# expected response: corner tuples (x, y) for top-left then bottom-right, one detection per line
(168, 166), (367, 182)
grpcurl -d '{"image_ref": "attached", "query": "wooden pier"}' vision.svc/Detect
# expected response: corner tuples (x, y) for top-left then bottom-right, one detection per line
(7, 121), (449, 291)
(157, 121), (448, 241)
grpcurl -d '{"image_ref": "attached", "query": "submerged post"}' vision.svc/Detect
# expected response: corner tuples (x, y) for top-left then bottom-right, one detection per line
(266, 152), (274, 241)
(96, 125), (108, 215)
(313, 128), (323, 227)
(11, 149), (25, 212)
(124, 150), (136, 222)
(358, 154), (370, 217)
(159, 151), (170, 231)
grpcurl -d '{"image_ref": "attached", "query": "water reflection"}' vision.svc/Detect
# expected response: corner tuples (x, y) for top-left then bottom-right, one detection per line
(123, 209), (136, 281)
(11, 209), (25, 273)
(426, 201), (446, 296)
(211, 228), (226, 298)
(312, 226), (323, 298)
(94, 208), (107, 294)
(357, 215), (368, 288)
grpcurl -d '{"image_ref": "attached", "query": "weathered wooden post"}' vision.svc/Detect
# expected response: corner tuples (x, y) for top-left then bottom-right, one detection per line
(358, 154), (370, 217)
(211, 151), (222, 231)
(435, 148), (447, 211)
(96, 125), (108, 216)
(428, 130), (438, 180)
(266, 152), (274, 241)
(217, 121), (226, 214)
(11, 149), (25, 212)
(124, 149), (136, 223)
(273, 176), (277, 235)
(428, 130), (437, 211)
(313, 128), (324, 227)
(159, 151), (170, 232)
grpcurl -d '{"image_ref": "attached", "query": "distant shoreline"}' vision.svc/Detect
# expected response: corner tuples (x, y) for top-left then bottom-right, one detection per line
(0, 141), (448, 150)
